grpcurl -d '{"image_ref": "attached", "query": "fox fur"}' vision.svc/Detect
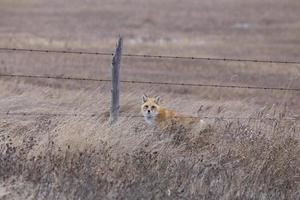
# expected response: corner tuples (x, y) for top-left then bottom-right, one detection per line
(141, 94), (206, 129)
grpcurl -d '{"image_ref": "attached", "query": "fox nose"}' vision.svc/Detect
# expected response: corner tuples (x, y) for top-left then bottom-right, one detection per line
(147, 110), (150, 113)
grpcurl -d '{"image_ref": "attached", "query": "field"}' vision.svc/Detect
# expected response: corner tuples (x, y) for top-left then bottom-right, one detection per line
(0, 0), (299, 199)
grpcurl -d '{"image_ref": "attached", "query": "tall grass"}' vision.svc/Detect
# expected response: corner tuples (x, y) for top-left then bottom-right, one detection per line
(1, 113), (299, 199)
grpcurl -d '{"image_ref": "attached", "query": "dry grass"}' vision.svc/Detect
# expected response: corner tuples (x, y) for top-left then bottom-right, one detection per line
(0, 110), (299, 199)
(0, 80), (299, 199)
(0, 0), (300, 199)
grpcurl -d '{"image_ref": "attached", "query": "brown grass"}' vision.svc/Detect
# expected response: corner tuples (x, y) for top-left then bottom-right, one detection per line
(0, 0), (300, 199)
(0, 113), (299, 199)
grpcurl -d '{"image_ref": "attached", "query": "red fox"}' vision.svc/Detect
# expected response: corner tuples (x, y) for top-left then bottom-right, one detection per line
(141, 94), (206, 129)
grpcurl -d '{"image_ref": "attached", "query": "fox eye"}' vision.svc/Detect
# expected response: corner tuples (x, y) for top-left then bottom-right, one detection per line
(144, 105), (148, 109)
(151, 106), (156, 110)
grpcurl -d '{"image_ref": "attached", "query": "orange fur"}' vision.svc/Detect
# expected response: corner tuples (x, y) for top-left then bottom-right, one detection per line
(141, 95), (205, 128)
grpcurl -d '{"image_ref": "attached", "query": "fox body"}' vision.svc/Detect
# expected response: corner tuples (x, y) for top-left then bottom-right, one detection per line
(141, 94), (206, 129)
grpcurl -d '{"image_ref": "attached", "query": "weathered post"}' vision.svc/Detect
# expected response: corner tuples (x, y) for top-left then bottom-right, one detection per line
(110, 36), (123, 123)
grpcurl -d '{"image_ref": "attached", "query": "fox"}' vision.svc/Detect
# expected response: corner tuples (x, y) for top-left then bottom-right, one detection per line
(141, 94), (206, 130)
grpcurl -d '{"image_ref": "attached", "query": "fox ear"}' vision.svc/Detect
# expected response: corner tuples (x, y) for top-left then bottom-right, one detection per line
(154, 96), (161, 104)
(142, 94), (148, 103)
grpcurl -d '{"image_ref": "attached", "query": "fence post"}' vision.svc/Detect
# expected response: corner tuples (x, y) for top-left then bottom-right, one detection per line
(110, 36), (123, 123)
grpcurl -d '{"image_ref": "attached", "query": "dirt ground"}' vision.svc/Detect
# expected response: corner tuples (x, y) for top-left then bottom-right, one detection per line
(0, 0), (299, 199)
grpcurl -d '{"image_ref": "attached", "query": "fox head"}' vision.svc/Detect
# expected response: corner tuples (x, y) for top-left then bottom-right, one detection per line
(141, 94), (161, 123)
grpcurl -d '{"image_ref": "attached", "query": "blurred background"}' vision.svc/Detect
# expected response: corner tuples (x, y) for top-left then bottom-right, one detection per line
(1, 0), (300, 58)
(0, 0), (299, 115)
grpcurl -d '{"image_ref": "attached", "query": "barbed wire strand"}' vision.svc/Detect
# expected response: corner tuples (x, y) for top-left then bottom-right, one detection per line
(120, 80), (300, 91)
(0, 47), (113, 56)
(1, 47), (300, 65)
(122, 115), (299, 121)
(1, 73), (299, 91)
(1, 111), (298, 121)
(0, 73), (111, 82)
(2, 111), (100, 117)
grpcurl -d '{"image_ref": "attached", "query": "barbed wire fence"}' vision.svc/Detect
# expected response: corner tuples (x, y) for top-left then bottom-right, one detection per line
(1, 47), (300, 65)
(0, 37), (300, 122)
(2, 111), (299, 122)
(1, 73), (299, 91)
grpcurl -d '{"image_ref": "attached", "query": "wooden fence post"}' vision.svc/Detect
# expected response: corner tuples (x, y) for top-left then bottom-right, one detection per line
(110, 36), (123, 123)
